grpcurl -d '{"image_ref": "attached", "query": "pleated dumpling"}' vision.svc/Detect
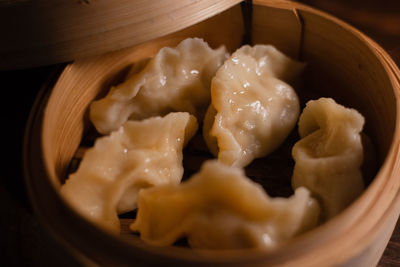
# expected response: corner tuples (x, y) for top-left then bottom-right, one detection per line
(90, 38), (227, 134)
(292, 98), (365, 219)
(61, 112), (198, 234)
(130, 160), (320, 250)
(203, 45), (304, 167)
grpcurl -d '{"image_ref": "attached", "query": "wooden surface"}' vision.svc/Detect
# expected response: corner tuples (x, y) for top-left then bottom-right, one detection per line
(1, 0), (399, 266)
(0, 0), (242, 70)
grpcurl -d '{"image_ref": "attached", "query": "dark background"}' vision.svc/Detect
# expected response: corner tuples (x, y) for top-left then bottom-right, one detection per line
(1, 0), (399, 266)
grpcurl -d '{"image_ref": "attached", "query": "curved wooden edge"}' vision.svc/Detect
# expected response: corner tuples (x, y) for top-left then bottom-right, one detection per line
(23, 66), (99, 267)
(251, 1), (400, 265)
(0, 0), (242, 70)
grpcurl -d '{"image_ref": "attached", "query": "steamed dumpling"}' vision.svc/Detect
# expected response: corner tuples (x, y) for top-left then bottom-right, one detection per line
(292, 98), (365, 219)
(130, 160), (320, 250)
(203, 45), (304, 167)
(61, 112), (198, 234)
(90, 38), (227, 134)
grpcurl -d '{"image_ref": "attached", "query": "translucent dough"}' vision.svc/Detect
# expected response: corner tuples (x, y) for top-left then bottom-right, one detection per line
(203, 45), (304, 167)
(292, 98), (365, 219)
(90, 38), (227, 134)
(131, 160), (320, 249)
(61, 112), (198, 234)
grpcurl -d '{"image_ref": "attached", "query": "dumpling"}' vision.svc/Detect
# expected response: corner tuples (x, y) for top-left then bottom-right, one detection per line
(203, 45), (304, 167)
(61, 112), (198, 234)
(130, 160), (320, 250)
(292, 98), (365, 219)
(90, 38), (227, 134)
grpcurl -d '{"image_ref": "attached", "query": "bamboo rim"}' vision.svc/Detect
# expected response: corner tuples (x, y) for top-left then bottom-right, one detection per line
(0, 0), (243, 70)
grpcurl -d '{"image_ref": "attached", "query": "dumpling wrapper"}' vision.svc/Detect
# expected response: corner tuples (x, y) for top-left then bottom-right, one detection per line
(61, 112), (198, 234)
(130, 160), (320, 250)
(90, 37), (227, 134)
(292, 98), (365, 219)
(203, 45), (304, 167)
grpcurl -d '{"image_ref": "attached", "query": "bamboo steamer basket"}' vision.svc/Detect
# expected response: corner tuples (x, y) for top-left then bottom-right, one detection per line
(0, 0), (242, 70)
(23, 0), (400, 266)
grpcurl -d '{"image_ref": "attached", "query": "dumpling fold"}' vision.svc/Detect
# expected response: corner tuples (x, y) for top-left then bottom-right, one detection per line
(292, 97), (365, 219)
(61, 112), (198, 234)
(203, 45), (304, 167)
(130, 160), (320, 250)
(90, 38), (227, 134)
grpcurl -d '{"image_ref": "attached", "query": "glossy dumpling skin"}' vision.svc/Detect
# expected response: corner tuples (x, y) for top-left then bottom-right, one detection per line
(130, 160), (320, 250)
(90, 38), (227, 134)
(292, 98), (365, 219)
(61, 112), (198, 234)
(203, 45), (304, 167)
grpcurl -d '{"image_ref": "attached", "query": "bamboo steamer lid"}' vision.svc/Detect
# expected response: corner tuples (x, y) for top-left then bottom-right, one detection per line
(23, 0), (400, 266)
(0, 0), (242, 70)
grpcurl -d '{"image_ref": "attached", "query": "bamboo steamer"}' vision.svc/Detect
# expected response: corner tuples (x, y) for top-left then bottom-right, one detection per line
(0, 0), (242, 70)
(23, 0), (400, 266)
